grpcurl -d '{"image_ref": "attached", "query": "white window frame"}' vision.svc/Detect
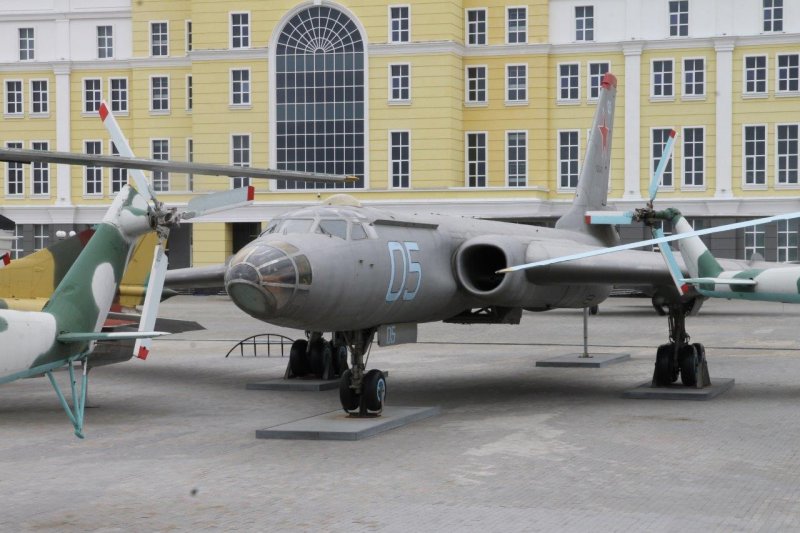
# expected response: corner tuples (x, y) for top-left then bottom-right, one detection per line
(681, 126), (705, 189)
(587, 61), (611, 101)
(109, 140), (127, 194)
(150, 75), (170, 113)
(682, 57), (706, 99)
(465, 132), (488, 188)
(389, 130), (411, 189)
(557, 129), (581, 191)
(185, 20), (192, 53)
(82, 78), (102, 114)
(742, 124), (768, 190)
(776, 53), (799, 95)
(230, 133), (252, 189)
(230, 68), (251, 107)
(97, 24), (114, 59)
(29, 79), (49, 115)
(5, 141), (24, 197)
(5, 80), (23, 116)
(668, 0), (689, 37)
(83, 140), (103, 197)
(465, 65), (488, 105)
(743, 55), (768, 96)
(388, 5), (410, 43)
(151, 138), (170, 192)
(186, 138), (194, 192)
(466, 8), (487, 46)
(505, 63), (528, 104)
(744, 225), (765, 261)
(11, 225), (23, 258)
(186, 74), (193, 111)
(651, 58), (675, 100)
(506, 6), (527, 45)
(18, 27), (34, 61)
(651, 127), (675, 190)
(557, 63), (580, 103)
(33, 224), (48, 252)
(763, 0), (784, 33)
(30, 140), (50, 197)
(109, 77), (128, 114)
(230, 12), (251, 49)
(777, 219), (797, 262)
(388, 63), (410, 103)
(506, 130), (528, 187)
(776, 123), (799, 188)
(150, 21), (169, 57)
(575, 5), (594, 42)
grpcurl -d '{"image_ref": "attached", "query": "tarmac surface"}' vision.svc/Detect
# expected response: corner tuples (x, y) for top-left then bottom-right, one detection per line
(3, 295), (800, 531)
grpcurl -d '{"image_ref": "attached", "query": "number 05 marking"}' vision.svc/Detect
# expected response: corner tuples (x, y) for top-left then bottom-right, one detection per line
(386, 241), (421, 302)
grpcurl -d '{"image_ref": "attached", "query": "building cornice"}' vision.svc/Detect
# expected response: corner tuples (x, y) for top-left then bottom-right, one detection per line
(0, 8), (131, 23)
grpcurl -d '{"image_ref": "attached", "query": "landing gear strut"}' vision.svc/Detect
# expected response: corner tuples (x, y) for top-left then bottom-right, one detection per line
(652, 302), (711, 388)
(338, 328), (386, 416)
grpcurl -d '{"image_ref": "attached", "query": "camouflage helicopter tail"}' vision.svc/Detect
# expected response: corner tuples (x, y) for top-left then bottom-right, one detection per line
(555, 72), (618, 247)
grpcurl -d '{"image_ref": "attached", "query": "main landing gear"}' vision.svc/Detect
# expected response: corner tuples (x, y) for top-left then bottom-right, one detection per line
(652, 300), (711, 388)
(338, 328), (386, 416)
(286, 332), (348, 381)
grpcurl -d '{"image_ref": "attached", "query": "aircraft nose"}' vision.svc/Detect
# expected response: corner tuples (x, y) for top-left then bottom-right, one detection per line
(224, 243), (299, 319)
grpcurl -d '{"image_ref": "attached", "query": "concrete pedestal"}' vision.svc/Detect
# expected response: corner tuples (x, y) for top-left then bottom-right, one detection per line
(623, 378), (735, 400)
(246, 378), (338, 392)
(536, 353), (631, 368)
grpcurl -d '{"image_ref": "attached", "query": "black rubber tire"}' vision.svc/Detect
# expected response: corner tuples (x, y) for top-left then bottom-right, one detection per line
(339, 369), (360, 412)
(333, 345), (348, 377)
(308, 338), (332, 377)
(289, 339), (309, 377)
(679, 344), (699, 387)
(589, 305), (599, 315)
(653, 343), (674, 387)
(362, 369), (387, 412)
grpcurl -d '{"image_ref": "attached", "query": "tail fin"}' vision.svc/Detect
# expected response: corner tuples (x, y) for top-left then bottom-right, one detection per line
(555, 72), (618, 246)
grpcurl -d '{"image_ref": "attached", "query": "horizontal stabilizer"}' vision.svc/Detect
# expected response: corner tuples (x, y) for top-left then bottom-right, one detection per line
(180, 186), (255, 221)
(682, 277), (758, 286)
(57, 331), (169, 343)
(584, 211), (634, 225)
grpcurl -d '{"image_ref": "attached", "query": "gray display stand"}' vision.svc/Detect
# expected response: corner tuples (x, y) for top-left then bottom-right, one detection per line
(623, 378), (735, 400)
(537, 353), (631, 368)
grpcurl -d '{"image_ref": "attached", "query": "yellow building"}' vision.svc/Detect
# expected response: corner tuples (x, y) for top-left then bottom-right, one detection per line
(1, 0), (799, 264)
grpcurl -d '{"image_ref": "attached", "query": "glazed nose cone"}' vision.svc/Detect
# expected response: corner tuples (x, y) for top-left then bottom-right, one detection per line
(225, 244), (297, 320)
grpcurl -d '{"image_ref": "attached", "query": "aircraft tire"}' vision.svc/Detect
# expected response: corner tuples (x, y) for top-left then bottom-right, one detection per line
(680, 343), (703, 387)
(362, 369), (387, 412)
(653, 343), (674, 387)
(333, 345), (348, 376)
(339, 369), (360, 412)
(289, 339), (309, 377)
(309, 338), (331, 377)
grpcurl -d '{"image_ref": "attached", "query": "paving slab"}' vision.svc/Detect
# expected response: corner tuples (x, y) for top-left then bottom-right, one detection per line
(256, 405), (440, 441)
(246, 378), (338, 391)
(536, 353), (631, 368)
(622, 378), (735, 400)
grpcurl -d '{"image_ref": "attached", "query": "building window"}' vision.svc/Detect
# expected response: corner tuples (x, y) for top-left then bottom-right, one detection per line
(466, 9), (487, 45)
(744, 55), (767, 94)
(744, 226), (765, 260)
(777, 54), (799, 93)
(19, 28), (34, 61)
(507, 7), (527, 44)
(30, 80), (48, 114)
(764, 0), (783, 32)
(558, 63), (579, 101)
(83, 79), (101, 113)
(231, 134), (251, 189)
(275, 5), (365, 189)
(652, 59), (674, 98)
(110, 142), (127, 194)
(5, 142), (23, 197)
(186, 75), (193, 110)
(559, 130), (580, 189)
(683, 127), (704, 187)
(231, 69), (250, 106)
(31, 141), (49, 196)
(151, 22), (168, 56)
(231, 13), (250, 49)
(669, 0), (688, 37)
(11, 226), (22, 259)
(777, 124), (799, 185)
(466, 66), (487, 103)
(151, 139), (170, 192)
(33, 224), (48, 252)
(389, 6), (409, 43)
(575, 6), (594, 41)
(652, 128), (674, 188)
(777, 219), (797, 262)
(151, 76), (169, 111)
(187, 138), (194, 191)
(389, 131), (410, 188)
(110, 78), (128, 113)
(389, 64), (410, 102)
(743, 125), (766, 187)
(683, 58), (705, 97)
(507, 131), (527, 187)
(84, 141), (102, 196)
(588, 62), (610, 100)
(5, 81), (23, 115)
(186, 20), (192, 52)
(466, 133), (487, 187)
(506, 64), (527, 103)
(97, 25), (113, 59)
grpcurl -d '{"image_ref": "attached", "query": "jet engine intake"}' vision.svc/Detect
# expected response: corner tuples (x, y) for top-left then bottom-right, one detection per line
(453, 236), (528, 306)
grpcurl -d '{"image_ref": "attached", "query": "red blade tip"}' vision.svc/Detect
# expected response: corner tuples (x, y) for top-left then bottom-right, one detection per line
(1, 253), (9, 266)
(600, 72), (617, 89)
(137, 346), (149, 360)
(246, 185), (255, 201)
(99, 102), (109, 121)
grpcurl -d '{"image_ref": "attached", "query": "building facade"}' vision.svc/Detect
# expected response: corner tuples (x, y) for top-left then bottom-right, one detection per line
(0, 0), (798, 265)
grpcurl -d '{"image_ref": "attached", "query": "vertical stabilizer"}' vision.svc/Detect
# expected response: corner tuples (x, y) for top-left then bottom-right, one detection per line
(555, 72), (618, 246)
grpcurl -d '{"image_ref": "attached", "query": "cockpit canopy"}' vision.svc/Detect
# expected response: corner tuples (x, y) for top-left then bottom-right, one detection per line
(261, 208), (370, 241)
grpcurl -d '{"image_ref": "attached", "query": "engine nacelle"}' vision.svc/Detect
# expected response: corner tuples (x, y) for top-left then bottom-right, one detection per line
(453, 235), (531, 306)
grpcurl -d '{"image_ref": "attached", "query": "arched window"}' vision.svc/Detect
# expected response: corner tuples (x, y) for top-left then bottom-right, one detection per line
(275, 6), (365, 189)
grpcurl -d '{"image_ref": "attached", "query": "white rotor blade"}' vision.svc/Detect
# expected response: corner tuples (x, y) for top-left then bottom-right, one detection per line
(652, 227), (690, 295)
(179, 186), (254, 221)
(649, 129), (677, 202)
(134, 243), (169, 360)
(499, 210), (800, 273)
(99, 101), (156, 204)
(585, 210), (635, 225)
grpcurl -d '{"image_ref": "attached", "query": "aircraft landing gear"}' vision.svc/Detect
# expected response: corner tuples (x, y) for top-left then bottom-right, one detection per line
(286, 332), (347, 380)
(338, 328), (386, 416)
(652, 302), (710, 388)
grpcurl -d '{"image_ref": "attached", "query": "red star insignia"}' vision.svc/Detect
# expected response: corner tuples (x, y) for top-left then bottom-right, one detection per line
(598, 116), (609, 151)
